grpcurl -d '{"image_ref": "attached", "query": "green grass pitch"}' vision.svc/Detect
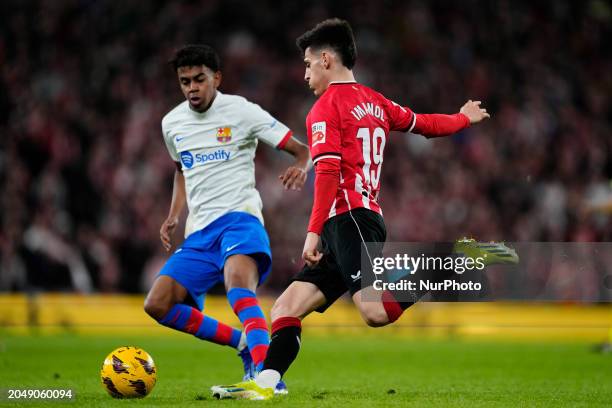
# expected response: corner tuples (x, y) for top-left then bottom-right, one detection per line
(0, 333), (610, 407)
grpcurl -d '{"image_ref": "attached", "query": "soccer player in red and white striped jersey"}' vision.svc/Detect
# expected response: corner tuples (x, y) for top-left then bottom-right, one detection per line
(211, 18), (491, 400)
(306, 79), (475, 227)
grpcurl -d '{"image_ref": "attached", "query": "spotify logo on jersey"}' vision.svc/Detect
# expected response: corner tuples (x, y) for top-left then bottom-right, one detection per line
(180, 150), (231, 169)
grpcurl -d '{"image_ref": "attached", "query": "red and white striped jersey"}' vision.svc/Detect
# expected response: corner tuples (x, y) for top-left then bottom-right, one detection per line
(306, 81), (416, 220)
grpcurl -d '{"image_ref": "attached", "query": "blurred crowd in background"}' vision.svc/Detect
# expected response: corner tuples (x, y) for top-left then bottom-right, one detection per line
(1, 0), (611, 295)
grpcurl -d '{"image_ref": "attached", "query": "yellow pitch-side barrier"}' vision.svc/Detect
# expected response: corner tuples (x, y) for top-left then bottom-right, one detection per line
(0, 294), (610, 342)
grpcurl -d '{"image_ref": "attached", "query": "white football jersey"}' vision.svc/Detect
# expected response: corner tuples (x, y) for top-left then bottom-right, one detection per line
(161, 92), (291, 236)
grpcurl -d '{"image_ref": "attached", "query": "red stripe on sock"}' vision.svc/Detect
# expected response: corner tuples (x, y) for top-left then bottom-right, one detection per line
(213, 322), (234, 345)
(232, 297), (258, 314)
(271, 316), (301, 334)
(184, 308), (204, 334)
(250, 344), (269, 366)
(382, 291), (403, 323)
(244, 317), (268, 334)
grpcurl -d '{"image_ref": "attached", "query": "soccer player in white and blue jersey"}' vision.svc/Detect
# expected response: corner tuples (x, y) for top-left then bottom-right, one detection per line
(143, 45), (310, 391)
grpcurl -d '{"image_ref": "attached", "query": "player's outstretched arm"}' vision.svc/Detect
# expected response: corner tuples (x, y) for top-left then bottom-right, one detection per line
(279, 137), (312, 191)
(411, 100), (490, 138)
(160, 165), (187, 252)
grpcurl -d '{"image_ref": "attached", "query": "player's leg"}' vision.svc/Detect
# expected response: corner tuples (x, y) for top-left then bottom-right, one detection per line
(251, 234), (352, 388)
(144, 252), (243, 349)
(328, 210), (483, 325)
(354, 239), (520, 324)
(254, 281), (326, 388)
(211, 281), (326, 400)
(211, 233), (348, 400)
(220, 212), (276, 373)
(223, 254), (270, 373)
(355, 243), (457, 325)
(351, 286), (395, 327)
(353, 283), (426, 326)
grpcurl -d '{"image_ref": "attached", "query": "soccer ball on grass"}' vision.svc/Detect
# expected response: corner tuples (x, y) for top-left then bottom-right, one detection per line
(100, 346), (157, 398)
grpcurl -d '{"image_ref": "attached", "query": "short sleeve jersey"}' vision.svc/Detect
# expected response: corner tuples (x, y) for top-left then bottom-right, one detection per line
(162, 92), (292, 235)
(306, 81), (416, 219)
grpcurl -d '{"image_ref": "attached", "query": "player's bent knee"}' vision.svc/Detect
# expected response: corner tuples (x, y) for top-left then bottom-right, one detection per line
(360, 307), (390, 328)
(143, 296), (171, 321)
(362, 313), (389, 328)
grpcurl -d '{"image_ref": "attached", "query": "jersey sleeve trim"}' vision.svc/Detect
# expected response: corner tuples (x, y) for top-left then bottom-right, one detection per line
(275, 130), (293, 150)
(407, 112), (417, 132)
(312, 152), (341, 165)
(394, 110), (416, 133)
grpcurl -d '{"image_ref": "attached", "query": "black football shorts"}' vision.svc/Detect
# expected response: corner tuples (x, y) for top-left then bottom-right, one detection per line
(292, 208), (386, 312)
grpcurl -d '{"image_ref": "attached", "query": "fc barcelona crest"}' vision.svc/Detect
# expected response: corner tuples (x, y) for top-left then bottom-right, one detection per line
(217, 127), (232, 143)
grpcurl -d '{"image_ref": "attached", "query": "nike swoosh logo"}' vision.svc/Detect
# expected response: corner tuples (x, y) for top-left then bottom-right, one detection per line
(226, 243), (240, 252)
(176, 136), (186, 142)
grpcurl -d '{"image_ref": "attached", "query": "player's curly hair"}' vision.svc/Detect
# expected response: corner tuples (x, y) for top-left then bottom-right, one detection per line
(170, 44), (220, 72)
(296, 18), (357, 69)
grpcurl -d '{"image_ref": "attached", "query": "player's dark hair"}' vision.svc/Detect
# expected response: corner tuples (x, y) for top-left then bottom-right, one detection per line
(170, 44), (221, 72)
(296, 18), (357, 69)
